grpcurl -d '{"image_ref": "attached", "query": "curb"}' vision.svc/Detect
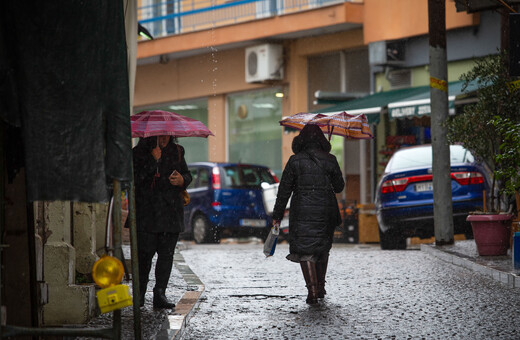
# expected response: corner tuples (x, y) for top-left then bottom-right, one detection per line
(421, 243), (520, 289)
(153, 244), (204, 340)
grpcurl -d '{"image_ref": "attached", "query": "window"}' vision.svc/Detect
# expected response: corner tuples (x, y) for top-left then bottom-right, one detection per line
(199, 168), (210, 187)
(227, 89), (283, 177)
(189, 167), (200, 188)
(220, 165), (277, 189)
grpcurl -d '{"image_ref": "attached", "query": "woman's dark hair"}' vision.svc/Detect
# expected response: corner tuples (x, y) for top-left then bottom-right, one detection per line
(292, 124), (331, 153)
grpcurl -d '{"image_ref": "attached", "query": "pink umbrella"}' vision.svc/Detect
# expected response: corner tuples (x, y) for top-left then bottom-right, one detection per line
(279, 111), (373, 140)
(131, 110), (214, 138)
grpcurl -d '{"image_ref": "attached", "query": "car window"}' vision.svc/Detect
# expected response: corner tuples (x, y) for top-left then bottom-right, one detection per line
(188, 167), (199, 188)
(449, 145), (475, 163)
(386, 148), (432, 171)
(199, 168), (210, 187)
(220, 165), (276, 188)
(386, 145), (475, 172)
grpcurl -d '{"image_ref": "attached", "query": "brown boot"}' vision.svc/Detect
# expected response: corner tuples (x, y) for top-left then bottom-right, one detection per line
(316, 255), (329, 298)
(300, 261), (318, 304)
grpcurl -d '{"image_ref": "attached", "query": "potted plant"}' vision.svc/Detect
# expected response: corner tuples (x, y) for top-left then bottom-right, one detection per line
(445, 50), (520, 256)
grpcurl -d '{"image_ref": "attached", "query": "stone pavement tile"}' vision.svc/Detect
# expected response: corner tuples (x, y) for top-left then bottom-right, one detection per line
(421, 240), (520, 289)
(152, 245), (205, 340)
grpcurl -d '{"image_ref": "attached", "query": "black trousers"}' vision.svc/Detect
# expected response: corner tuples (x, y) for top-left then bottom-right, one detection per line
(137, 231), (179, 291)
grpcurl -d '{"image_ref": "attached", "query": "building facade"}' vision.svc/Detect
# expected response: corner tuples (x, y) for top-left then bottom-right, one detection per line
(134, 0), (500, 205)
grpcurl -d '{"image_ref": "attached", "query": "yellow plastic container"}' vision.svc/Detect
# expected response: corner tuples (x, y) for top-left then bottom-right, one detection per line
(96, 284), (133, 314)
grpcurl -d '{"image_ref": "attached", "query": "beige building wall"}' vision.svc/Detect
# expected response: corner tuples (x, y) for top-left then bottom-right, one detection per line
(363, 0), (477, 44)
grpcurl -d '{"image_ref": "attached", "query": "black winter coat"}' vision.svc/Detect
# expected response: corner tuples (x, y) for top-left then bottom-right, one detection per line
(272, 142), (344, 256)
(133, 137), (192, 234)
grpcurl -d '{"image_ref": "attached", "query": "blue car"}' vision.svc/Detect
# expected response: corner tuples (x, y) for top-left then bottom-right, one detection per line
(375, 144), (491, 250)
(183, 162), (279, 243)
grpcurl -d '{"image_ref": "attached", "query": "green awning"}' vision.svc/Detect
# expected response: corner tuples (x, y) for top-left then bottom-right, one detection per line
(387, 80), (481, 120)
(314, 85), (431, 124)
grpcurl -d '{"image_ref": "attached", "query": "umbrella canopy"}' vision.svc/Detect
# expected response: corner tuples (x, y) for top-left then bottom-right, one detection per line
(279, 111), (373, 140)
(131, 110), (214, 138)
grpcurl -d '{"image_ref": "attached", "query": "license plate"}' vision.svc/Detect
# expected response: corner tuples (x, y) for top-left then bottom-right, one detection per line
(281, 218), (289, 228)
(415, 182), (433, 192)
(240, 219), (266, 227)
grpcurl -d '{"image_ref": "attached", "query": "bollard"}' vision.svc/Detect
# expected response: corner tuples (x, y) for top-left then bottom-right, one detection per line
(513, 232), (520, 269)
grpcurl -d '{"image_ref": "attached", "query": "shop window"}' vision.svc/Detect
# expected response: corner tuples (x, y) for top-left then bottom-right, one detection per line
(228, 89), (283, 177)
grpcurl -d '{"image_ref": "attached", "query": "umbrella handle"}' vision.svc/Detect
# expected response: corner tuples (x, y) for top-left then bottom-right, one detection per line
(327, 124), (334, 141)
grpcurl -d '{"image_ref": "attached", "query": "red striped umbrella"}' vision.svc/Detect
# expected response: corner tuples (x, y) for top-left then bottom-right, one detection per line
(279, 111), (373, 140)
(131, 110), (214, 138)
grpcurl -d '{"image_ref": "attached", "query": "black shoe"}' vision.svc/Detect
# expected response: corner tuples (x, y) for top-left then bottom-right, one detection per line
(153, 288), (175, 309)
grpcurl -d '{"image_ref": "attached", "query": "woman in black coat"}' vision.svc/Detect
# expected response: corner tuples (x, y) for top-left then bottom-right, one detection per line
(133, 135), (192, 308)
(272, 124), (344, 304)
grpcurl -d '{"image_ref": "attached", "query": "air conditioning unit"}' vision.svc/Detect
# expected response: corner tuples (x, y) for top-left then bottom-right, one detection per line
(245, 44), (284, 83)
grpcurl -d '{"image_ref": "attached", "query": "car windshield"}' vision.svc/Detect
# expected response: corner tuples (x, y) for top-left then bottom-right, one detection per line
(386, 145), (475, 172)
(220, 165), (277, 188)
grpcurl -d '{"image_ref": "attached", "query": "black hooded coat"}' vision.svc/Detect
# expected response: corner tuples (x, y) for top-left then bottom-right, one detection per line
(272, 124), (345, 256)
(133, 137), (192, 234)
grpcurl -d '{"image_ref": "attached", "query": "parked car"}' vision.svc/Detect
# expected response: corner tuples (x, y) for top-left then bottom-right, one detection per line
(183, 162), (280, 243)
(375, 144), (491, 250)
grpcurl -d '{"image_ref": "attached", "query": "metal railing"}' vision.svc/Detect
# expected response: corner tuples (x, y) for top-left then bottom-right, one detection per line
(138, 0), (349, 39)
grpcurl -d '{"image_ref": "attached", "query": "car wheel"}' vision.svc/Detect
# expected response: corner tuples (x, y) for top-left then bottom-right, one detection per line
(192, 215), (220, 244)
(379, 227), (407, 250)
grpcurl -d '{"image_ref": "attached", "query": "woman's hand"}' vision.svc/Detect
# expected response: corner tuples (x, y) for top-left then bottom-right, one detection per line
(151, 146), (162, 161)
(169, 170), (185, 187)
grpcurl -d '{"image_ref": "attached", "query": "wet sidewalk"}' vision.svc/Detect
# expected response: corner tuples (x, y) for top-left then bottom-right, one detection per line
(161, 239), (520, 339)
(82, 239), (520, 339)
(421, 239), (520, 289)
(153, 242), (204, 340)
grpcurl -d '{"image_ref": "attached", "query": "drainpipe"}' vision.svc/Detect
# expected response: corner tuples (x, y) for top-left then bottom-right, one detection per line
(340, 51), (348, 204)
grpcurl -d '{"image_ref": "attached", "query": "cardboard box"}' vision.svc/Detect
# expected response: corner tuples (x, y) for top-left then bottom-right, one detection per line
(357, 204), (380, 243)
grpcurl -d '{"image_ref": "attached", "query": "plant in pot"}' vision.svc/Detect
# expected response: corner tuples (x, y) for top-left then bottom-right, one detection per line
(445, 51), (520, 256)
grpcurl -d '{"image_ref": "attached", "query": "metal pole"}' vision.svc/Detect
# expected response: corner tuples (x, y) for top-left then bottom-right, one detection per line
(340, 51), (348, 204)
(360, 139), (367, 204)
(0, 121), (4, 338)
(428, 0), (454, 245)
(128, 175), (142, 339)
(112, 180), (123, 339)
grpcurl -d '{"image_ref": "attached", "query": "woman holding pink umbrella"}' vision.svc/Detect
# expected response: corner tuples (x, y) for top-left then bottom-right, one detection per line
(133, 135), (192, 309)
(130, 110), (212, 308)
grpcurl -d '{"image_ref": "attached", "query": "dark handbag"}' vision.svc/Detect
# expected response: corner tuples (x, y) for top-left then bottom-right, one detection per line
(305, 151), (342, 227)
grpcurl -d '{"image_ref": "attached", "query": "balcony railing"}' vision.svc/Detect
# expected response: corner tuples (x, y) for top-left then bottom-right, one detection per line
(138, 0), (349, 39)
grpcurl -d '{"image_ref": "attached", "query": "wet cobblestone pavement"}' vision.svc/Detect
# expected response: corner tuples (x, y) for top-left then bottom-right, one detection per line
(72, 238), (520, 339)
(179, 242), (520, 339)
